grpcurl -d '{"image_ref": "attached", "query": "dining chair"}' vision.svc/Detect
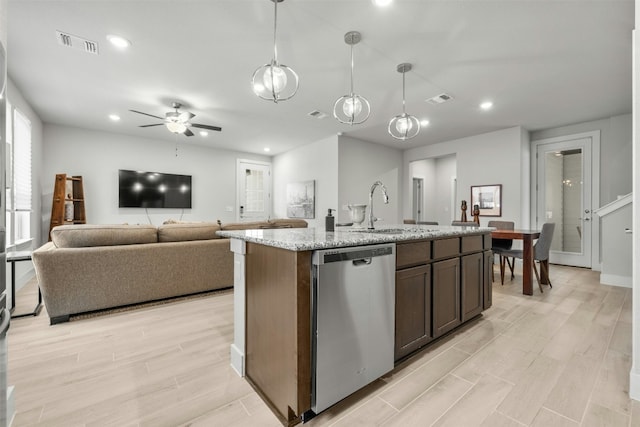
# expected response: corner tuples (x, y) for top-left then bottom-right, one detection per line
(499, 223), (556, 293)
(403, 219), (416, 224)
(417, 221), (438, 225)
(451, 221), (479, 227)
(487, 220), (515, 283)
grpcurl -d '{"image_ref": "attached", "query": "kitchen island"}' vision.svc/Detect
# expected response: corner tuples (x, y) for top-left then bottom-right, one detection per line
(218, 224), (493, 425)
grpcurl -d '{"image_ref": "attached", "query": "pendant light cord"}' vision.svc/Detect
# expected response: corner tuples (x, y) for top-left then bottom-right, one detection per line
(349, 38), (355, 95)
(402, 70), (407, 115)
(273, 0), (279, 63)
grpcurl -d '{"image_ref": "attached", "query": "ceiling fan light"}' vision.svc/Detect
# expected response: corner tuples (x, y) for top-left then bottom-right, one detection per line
(165, 121), (187, 134)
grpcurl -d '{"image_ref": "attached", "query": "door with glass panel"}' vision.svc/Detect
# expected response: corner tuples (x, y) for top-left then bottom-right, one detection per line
(535, 136), (594, 267)
(236, 160), (271, 221)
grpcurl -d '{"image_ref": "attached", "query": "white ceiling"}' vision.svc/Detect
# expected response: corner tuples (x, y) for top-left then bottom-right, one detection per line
(6, 0), (634, 155)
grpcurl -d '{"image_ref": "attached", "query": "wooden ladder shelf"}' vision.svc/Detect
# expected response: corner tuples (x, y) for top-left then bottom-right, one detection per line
(49, 174), (86, 240)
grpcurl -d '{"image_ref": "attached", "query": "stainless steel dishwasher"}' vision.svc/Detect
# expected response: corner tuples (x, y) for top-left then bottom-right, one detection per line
(311, 243), (395, 414)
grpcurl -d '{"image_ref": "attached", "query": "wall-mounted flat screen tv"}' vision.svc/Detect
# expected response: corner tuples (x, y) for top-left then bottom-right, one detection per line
(118, 169), (192, 209)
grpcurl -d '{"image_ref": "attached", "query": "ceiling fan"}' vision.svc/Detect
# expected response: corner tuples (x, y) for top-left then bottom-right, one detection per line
(129, 102), (222, 136)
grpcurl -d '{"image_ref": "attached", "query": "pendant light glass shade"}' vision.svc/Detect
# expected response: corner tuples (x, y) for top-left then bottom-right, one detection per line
(252, 0), (298, 103)
(333, 31), (370, 125)
(388, 63), (420, 140)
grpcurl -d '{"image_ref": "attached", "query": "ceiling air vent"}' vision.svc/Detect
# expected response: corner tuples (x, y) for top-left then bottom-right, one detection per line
(56, 30), (99, 55)
(426, 93), (453, 105)
(307, 110), (328, 119)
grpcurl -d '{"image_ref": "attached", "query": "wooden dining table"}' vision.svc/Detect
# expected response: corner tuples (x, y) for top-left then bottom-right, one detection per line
(491, 229), (544, 296)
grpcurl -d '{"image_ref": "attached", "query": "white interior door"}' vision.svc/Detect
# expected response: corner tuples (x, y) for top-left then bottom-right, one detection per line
(534, 134), (597, 268)
(236, 159), (271, 221)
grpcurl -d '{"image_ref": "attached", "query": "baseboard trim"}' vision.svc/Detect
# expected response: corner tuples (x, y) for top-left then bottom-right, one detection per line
(230, 343), (244, 377)
(630, 370), (640, 401)
(600, 273), (632, 288)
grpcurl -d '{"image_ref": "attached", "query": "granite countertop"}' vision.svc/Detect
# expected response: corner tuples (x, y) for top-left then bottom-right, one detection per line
(216, 224), (493, 251)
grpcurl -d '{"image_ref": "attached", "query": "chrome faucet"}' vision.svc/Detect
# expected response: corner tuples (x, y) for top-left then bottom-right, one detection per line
(368, 181), (389, 229)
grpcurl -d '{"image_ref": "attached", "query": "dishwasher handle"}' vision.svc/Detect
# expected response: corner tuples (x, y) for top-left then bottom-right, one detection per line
(313, 244), (394, 265)
(352, 258), (372, 266)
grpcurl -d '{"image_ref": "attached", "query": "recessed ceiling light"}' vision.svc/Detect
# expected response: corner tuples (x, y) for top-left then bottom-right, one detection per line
(108, 114), (120, 121)
(106, 34), (131, 49)
(480, 101), (493, 110)
(263, 147), (271, 153)
(420, 119), (430, 127)
(372, 0), (393, 6)
(199, 131), (209, 137)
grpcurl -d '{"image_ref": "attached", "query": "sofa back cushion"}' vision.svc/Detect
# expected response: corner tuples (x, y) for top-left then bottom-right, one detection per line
(157, 222), (221, 242)
(51, 224), (158, 248)
(220, 219), (308, 231)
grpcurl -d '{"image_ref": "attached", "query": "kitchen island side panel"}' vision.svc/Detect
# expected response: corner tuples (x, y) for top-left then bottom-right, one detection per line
(245, 242), (311, 424)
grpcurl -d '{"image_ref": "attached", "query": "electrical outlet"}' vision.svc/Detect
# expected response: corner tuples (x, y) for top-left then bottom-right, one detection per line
(225, 206), (234, 212)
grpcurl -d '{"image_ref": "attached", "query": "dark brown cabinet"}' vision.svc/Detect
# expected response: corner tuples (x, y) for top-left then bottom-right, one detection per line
(395, 264), (432, 360)
(395, 233), (491, 361)
(432, 257), (461, 338)
(461, 252), (483, 321)
(483, 250), (493, 309)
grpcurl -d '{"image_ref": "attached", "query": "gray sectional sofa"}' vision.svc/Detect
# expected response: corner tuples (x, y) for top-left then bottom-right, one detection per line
(32, 219), (307, 324)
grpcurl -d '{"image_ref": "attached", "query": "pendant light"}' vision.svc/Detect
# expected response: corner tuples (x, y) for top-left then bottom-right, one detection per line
(388, 63), (420, 140)
(252, 0), (299, 103)
(333, 31), (370, 125)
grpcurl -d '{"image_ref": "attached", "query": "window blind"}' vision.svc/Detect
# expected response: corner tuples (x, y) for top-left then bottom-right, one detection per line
(13, 108), (31, 211)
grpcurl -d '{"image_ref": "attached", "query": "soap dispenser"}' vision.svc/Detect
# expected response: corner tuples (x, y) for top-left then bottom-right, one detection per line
(325, 209), (335, 232)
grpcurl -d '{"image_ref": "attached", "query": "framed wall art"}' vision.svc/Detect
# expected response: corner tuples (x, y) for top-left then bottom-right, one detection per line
(470, 184), (502, 217)
(286, 180), (315, 219)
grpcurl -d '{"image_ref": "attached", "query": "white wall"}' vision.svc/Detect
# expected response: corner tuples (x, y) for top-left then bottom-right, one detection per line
(272, 135), (339, 228)
(41, 123), (270, 244)
(403, 126), (528, 228)
(531, 113), (632, 206)
(337, 136), (403, 226)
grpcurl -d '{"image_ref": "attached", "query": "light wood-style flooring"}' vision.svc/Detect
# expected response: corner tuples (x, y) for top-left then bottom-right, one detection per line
(7, 264), (638, 426)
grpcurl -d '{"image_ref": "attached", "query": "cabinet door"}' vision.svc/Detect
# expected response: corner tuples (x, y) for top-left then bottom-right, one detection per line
(395, 265), (431, 361)
(461, 252), (483, 322)
(483, 250), (493, 309)
(432, 257), (461, 338)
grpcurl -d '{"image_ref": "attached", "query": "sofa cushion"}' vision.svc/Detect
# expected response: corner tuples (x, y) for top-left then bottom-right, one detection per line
(263, 218), (308, 229)
(51, 224), (158, 248)
(157, 222), (221, 242)
(220, 219), (308, 231)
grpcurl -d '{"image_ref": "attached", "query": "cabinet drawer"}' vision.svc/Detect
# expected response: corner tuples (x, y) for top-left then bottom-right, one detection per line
(432, 238), (459, 260)
(396, 241), (430, 269)
(461, 235), (483, 254)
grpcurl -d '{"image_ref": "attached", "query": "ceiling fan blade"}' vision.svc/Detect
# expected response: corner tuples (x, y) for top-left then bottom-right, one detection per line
(139, 123), (164, 128)
(179, 111), (195, 122)
(190, 123), (222, 132)
(129, 109), (164, 120)
(184, 128), (194, 137)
